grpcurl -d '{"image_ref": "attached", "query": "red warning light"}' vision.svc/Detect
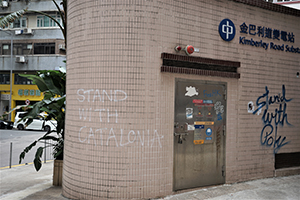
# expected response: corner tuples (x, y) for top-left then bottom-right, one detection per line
(174, 46), (182, 52)
(184, 45), (194, 55)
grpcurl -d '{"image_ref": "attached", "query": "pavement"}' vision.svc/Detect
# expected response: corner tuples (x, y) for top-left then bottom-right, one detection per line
(157, 175), (300, 200)
(0, 161), (299, 200)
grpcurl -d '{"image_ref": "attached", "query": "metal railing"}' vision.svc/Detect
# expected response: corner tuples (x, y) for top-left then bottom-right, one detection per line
(8, 139), (55, 168)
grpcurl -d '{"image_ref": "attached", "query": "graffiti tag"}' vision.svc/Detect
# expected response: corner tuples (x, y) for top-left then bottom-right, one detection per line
(253, 85), (292, 154)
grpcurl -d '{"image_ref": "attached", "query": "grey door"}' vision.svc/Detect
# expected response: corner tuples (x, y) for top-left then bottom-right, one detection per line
(174, 79), (226, 191)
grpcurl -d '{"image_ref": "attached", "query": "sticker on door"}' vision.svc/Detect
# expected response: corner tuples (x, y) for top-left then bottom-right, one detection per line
(186, 108), (193, 119)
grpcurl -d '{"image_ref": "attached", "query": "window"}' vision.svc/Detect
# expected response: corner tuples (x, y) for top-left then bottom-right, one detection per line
(34, 43), (55, 54)
(13, 17), (27, 28)
(3, 17), (27, 29)
(0, 74), (10, 84)
(2, 43), (55, 55)
(14, 74), (34, 85)
(14, 43), (33, 55)
(37, 14), (61, 27)
(2, 44), (10, 55)
(2, 44), (33, 55)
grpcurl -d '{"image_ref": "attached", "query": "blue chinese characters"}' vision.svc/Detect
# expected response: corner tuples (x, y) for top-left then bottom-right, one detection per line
(240, 22), (295, 43)
(219, 19), (300, 53)
(239, 22), (299, 53)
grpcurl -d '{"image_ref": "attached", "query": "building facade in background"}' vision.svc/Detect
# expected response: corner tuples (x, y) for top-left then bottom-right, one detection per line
(0, 0), (65, 121)
(265, 0), (300, 9)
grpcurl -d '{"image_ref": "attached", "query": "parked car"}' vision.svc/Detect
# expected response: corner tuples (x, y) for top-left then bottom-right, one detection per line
(13, 112), (57, 132)
(0, 120), (14, 129)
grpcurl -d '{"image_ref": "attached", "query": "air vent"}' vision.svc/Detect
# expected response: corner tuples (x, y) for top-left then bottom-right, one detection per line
(59, 44), (66, 50)
(23, 28), (33, 35)
(1, 1), (9, 8)
(16, 56), (26, 63)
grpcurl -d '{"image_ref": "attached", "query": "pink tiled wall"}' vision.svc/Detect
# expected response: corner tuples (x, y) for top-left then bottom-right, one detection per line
(63, 0), (300, 199)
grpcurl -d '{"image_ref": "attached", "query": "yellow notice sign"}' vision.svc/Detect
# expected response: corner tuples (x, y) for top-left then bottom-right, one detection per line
(194, 121), (214, 125)
(194, 140), (204, 145)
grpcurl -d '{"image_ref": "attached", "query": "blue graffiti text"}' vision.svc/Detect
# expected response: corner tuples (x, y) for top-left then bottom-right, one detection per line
(253, 85), (292, 154)
(203, 90), (221, 98)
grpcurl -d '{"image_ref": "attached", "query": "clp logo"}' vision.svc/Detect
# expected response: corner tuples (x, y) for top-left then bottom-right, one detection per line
(219, 18), (235, 42)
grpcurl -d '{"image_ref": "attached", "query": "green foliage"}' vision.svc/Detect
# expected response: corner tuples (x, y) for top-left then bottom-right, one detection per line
(34, 147), (44, 171)
(16, 68), (66, 171)
(0, 9), (27, 28)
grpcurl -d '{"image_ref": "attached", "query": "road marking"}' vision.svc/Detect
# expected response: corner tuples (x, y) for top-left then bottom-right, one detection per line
(0, 160), (53, 170)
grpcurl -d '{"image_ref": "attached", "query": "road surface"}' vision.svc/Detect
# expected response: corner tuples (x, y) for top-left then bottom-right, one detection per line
(0, 129), (54, 168)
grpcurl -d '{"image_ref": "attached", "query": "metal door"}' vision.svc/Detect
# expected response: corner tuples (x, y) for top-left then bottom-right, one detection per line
(174, 79), (226, 191)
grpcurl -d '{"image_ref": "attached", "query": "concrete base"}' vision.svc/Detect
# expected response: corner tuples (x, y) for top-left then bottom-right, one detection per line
(275, 167), (300, 177)
(53, 160), (63, 186)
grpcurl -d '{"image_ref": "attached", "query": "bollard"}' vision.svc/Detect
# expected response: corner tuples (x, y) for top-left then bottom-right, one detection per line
(44, 140), (46, 163)
(9, 142), (12, 168)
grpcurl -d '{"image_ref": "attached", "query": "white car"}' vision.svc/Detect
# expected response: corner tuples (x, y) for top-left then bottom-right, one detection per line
(13, 112), (57, 132)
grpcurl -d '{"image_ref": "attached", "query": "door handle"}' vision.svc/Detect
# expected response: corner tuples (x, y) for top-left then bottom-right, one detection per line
(174, 132), (188, 144)
(178, 134), (183, 144)
(174, 132), (188, 136)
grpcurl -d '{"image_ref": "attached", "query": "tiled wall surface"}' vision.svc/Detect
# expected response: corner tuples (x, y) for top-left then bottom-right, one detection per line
(64, 0), (300, 199)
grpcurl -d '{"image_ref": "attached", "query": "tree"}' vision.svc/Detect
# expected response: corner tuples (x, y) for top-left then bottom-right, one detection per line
(19, 69), (66, 171)
(0, 0), (67, 171)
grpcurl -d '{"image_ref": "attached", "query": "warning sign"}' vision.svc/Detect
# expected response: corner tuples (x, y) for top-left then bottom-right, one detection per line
(193, 99), (203, 104)
(194, 121), (214, 125)
(194, 140), (204, 145)
(25, 99), (30, 105)
(194, 123), (214, 145)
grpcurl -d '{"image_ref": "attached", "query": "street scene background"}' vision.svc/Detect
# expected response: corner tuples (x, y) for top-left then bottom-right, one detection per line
(0, 129), (54, 168)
